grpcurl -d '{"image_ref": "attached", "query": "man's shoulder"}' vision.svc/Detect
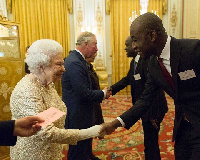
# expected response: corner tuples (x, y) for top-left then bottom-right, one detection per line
(130, 58), (135, 65)
(172, 38), (200, 56)
(64, 50), (80, 62)
(65, 50), (76, 58)
(172, 37), (200, 48)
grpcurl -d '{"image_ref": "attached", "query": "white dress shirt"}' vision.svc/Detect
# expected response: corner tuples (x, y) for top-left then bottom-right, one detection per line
(159, 36), (172, 75)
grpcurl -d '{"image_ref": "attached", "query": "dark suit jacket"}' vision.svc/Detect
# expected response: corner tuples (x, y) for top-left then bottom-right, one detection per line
(25, 63), (30, 74)
(87, 63), (104, 125)
(61, 50), (104, 129)
(0, 120), (17, 146)
(111, 58), (167, 122)
(120, 37), (200, 141)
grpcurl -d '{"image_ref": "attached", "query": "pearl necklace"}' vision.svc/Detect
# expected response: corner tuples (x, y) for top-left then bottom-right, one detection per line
(32, 73), (46, 87)
(32, 73), (52, 89)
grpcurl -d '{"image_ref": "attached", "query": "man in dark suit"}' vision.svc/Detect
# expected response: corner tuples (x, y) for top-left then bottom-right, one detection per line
(0, 116), (44, 146)
(110, 36), (167, 160)
(62, 31), (111, 160)
(100, 12), (200, 160)
(86, 53), (104, 126)
(86, 52), (105, 160)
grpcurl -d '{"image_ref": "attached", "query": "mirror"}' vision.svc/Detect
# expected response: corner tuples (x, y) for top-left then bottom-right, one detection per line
(0, 21), (20, 58)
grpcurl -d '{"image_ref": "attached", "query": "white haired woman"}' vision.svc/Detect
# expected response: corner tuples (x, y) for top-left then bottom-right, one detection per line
(10, 39), (102, 160)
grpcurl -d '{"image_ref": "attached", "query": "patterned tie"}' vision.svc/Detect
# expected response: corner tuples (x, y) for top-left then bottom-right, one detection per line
(158, 58), (175, 90)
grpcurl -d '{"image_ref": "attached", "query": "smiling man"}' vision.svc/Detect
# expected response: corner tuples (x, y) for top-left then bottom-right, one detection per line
(100, 12), (200, 160)
(62, 31), (111, 160)
(109, 36), (167, 160)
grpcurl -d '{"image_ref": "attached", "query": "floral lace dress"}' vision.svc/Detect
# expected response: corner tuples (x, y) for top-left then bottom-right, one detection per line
(10, 75), (80, 160)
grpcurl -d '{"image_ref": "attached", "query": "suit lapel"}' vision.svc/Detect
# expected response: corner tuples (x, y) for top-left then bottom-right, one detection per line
(73, 50), (92, 88)
(133, 58), (144, 83)
(74, 50), (87, 66)
(149, 37), (181, 98)
(149, 55), (175, 97)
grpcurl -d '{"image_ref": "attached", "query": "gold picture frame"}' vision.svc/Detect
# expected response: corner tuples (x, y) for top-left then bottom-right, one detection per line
(0, 20), (21, 59)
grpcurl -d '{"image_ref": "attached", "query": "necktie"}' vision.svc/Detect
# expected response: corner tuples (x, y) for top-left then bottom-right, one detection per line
(134, 61), (138, 75)
(158, 58), (175, 90)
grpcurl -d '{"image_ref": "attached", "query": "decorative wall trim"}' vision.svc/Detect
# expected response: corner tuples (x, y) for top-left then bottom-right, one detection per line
(3, 104), (11, 112)
(106, 0), (110, 15)
(67, 0), (73, 13)
(76, 2), (83, 28)
(162, 0), (167, 15)
(95, 2), (103, 34)
(73, 0), (108, 88)
(0, 0), (8, 20)
(6, 0), (11, 13)
(0, 82), (13, 100)
(170, 3), (177, 35)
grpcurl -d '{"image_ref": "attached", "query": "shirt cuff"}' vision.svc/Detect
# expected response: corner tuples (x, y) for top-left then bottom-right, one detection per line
(102, 90), (106, 99)
(116, 117), (125, 127)
(79, 125), (101, 141)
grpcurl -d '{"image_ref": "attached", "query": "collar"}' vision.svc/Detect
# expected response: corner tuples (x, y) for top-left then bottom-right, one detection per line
(134, 54), (140, 63)
(160, 36), (171, 60)
(75, 48), (85, 60)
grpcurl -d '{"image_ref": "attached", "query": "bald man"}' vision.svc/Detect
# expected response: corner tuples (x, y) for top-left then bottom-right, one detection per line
(110, 36), (167, 160)
(101, 12), (200, 160)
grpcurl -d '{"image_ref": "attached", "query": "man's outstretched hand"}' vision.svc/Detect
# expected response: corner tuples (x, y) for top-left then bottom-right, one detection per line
(99, 119), (122, 136)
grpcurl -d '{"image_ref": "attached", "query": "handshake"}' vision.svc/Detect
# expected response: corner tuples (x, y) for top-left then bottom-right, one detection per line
(99, 119), (122, 137)
(79, 119), (122, 140)
(103, 87), (112, 99)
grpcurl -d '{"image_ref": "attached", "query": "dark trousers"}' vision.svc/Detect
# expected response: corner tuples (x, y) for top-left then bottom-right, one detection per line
(142, 119), (161, 160)
(68, 138), (93, 160)
(174, 119), (200, 160)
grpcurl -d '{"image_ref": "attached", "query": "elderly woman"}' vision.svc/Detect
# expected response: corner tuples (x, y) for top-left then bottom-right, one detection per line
(10, 39), (102, 160)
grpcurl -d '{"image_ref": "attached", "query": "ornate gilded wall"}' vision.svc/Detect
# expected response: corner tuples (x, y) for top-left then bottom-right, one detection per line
(183, 0), (200, 39)
(0, 60), (23, 159)
(73, 0), (109, 89)
(0, 20), (23, 160)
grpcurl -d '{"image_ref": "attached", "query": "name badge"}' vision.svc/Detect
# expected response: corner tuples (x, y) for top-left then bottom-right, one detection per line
(178, 69), (196, 80)
(134, 74), (141, 80)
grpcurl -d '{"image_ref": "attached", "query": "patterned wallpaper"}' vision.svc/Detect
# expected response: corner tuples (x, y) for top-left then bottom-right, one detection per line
(0, 60), (23, 159)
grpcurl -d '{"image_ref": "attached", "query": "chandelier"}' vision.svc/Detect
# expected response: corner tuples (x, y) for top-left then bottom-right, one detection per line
(129, 0), (158, 26)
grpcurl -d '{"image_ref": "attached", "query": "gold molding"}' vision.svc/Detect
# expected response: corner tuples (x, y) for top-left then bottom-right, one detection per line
(95, 54), (108, 90)
(76, 2), (83, 28)
(95, 2), (103, 34)
(106, 0), (110, 15)
(170, 3), (177, 34)
(67, 0), (73, 14)
(162, 0), (167, 15)
(0, 14), (8, 21)
(6, 0), (12, 13)
(0, 7), (8, 21)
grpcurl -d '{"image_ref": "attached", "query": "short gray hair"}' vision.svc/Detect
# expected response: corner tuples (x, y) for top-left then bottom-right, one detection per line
(25, 39), (63, 73)
(76, 31), (95, 45)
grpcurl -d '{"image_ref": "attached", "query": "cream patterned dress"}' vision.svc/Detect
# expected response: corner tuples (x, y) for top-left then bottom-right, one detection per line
(10, 75), (80, 160)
